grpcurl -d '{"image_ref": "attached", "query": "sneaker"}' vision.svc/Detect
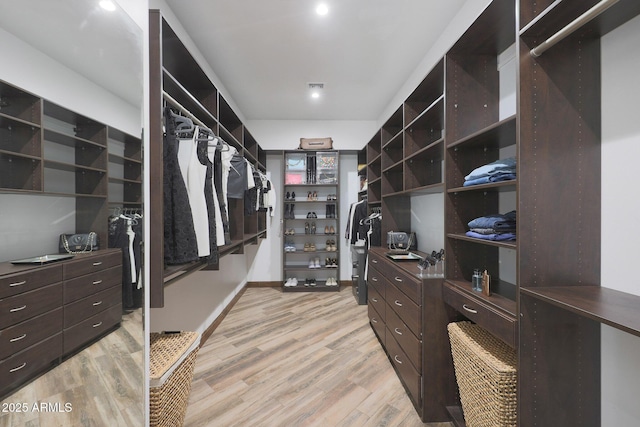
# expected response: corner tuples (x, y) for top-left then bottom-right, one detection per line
(310, 243), (316, 252)
(284, 278), (291, 286)
(315, 258), (321, 268)
(310, 278), (317, 286)
(304, 243), (310, 252)
(308, 260), (315, 269)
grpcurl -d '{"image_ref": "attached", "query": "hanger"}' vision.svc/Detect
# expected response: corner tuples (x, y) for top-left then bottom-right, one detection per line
(168, 109), (194, 135)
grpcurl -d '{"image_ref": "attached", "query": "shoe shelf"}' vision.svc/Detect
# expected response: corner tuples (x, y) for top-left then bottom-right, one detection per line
(282, 150), (340, 292)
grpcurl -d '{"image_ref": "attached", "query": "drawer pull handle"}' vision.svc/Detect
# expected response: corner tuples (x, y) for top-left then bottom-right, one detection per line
(394, 277), (403, 283)
(92, 280), (103, 285)
(394, 300), (403, 307)
(93, 301), (103, 306)
(92, 322), (103, 328)
(372, 259), (378, 264)
(394, 328), (403, 336)
(371, 318), (378, 324)
(371, 298), (378, 303)
(9, 362), (27, 373)
(394, 355), (403, 365)
(10, 305), (27, 313)
(463, 304), (478, 314)
(10, 334), (27, 342)
(371, 277), (378, 282)
(9, 280), (26, 287)
(92, 262), (103, 266)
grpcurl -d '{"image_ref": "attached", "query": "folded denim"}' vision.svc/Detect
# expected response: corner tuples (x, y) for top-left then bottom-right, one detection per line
(466, 230), (516, 241)
(467, 210), (516, 229)
(463, 173), (516, 187)
(470, 227), (515, 235)
(465, 157), (517, 181)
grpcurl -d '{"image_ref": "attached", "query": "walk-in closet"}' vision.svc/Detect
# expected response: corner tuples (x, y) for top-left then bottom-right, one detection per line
(2, 0), (640, 426)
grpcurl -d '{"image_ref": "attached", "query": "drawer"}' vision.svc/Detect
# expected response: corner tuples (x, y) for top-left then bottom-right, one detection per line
(367, 282), (386, 322)
(367, 251), (386, 273)
(385, 329), (421, 406)
(368, 303), (385, 346)
(443, 282), (517, 348)
(0, 308), (63, 360)
(0, 333), (62, 397)
(0, 265), (62, 299)
(385, 306), (421, 372)
(63, 266), (121, 304)
(64, 285), (121, 328)
(386, 282), (422, 337)
(368, 266), (386, 299)
(63, 303), (121, 354)
(0, 283), (63, 329)
(386, 266), (421, 306)
(63, 251), (121, 280)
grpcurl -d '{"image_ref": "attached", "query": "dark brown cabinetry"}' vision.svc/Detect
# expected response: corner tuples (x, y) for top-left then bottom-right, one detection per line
(149, 10), (268, 307)
(367, 248), (457, 422)
(0, 250), (122, 399)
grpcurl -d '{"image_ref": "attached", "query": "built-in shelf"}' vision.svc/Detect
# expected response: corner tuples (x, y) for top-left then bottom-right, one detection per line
(446, 233), (517, 250)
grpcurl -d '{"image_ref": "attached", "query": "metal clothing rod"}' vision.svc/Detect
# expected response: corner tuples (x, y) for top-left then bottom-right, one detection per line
(162, 91), (211, 132)
(530, 0), (619, 58)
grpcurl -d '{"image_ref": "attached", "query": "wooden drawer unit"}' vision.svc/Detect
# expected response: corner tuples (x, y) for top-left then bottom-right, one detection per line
(367, 282), (386, 321)
(0, 333), (63, 397)
(386, 281), (422, 337)
(0, 308), (63, 360)
(63, 303), (122, 354)
(443, 282), (517, 348)
(0, 264), (62, 299)
(0, 282), (63, 329)
(368, 266), (386, 299)
(63, 251), (121, 280)
(385, 329), (422, 406)
(385, 305), (421, 371)
(64, 285), (121, 328)
(368, 303), (386, 345)
(63, 266), (121, 304)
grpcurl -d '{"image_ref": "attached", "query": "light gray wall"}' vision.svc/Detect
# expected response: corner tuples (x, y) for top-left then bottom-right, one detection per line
(601, 14), (640, 425)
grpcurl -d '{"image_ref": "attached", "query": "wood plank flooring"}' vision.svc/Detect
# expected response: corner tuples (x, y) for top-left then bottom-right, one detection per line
(0, 309), (144, 427)
(184, 287), (453, 427)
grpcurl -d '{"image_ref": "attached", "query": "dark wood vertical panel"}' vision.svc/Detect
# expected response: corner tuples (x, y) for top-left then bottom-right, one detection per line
(149, 10), (164, 308)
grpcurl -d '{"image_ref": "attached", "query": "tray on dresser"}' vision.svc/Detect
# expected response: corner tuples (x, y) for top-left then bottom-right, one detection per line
(11, 254), (75, 265)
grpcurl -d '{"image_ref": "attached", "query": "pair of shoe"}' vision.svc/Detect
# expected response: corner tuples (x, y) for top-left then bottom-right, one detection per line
(284, 203), (295, 219)
(284, 228), (296, 235)
(304, 278), (317, 287)
(284, 242), (296, 252)
(326, 194), (337, 201)
(325, 240), (337, 252)
(324, 225), (335, 235)
(325, 258), (338, 268)
(308, 258), (321, 269)
(285, 192), (296, 200)
(306, 212), (317, 218)
(303, 243), (316, 252)
(305, 222), (316, 234)
(326, 277), (338, 286)
(284, 277), (298, 287)
(325, 204), (336, 218)
(307, 191), (318, 201)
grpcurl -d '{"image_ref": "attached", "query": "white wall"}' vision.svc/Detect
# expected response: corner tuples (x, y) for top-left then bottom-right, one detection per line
(601, 14), (640, 425)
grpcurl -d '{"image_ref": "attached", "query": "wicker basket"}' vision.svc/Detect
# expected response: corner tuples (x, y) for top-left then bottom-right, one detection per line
(447, 322), (517, 427)
(149, 331), (200, 427)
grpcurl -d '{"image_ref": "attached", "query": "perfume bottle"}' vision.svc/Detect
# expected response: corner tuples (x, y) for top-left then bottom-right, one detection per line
(472, 268), (482, 292)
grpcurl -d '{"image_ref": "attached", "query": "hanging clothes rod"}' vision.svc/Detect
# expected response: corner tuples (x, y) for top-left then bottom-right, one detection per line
(163, 91), (212, 132)
(530, 0), (619, 58)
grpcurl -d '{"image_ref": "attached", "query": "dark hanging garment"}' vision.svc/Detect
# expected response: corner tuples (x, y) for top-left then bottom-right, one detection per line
(163, 107), (199, 264)
(214, 148), (232, 244)
(197, 136), (219, 264)
(109, 217), (142, 310)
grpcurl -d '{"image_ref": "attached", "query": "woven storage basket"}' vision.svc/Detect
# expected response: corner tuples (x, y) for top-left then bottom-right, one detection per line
(149, 331), (200, 427)
(447, 322), (517, 427)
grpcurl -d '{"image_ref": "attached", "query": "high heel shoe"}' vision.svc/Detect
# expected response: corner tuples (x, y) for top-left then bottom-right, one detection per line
(312, 191), (318, 200)
(286, 191), (290, 200)
(305, 222), (310, 234)
(307, 191), (312, 201)
(311, 222), (316, 234)
(324, 225), (330, 235)
(329, 225), (335, 235)
(291, 192), (296, 200)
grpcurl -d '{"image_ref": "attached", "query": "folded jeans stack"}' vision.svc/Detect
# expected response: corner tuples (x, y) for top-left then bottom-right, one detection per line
(466, 210), (516, 241)
(463, 157), (516, 187)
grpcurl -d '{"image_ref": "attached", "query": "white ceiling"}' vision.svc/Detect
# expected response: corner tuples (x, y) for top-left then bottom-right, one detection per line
(0, 0), (142, 108)
(165, 0), (467, 121)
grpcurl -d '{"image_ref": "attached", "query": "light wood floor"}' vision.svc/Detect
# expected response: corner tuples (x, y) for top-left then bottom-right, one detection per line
(184, 287), (453, 427)
(0, 309), (144, 427)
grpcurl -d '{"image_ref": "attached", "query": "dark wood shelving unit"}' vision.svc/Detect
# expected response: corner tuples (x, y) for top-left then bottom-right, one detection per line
(149, 10), (268, 307)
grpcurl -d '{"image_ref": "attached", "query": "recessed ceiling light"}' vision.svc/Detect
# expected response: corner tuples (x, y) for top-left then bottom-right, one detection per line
(311, 92), (321, 99)
(308, 82), (324, 99)
(316, 3), (329, 16)
(99, 0), (116, 11)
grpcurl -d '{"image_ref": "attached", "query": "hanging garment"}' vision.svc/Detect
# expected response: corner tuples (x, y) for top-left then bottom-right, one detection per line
(109, 216), (143, 310)
(227, 154), (250, 199)
(163, 107), (198, 265)
(208, 144), (226, 247)
(214, 147), (232, 244)
(178, 126), (210, 258)
(197, 132), (218, 264)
